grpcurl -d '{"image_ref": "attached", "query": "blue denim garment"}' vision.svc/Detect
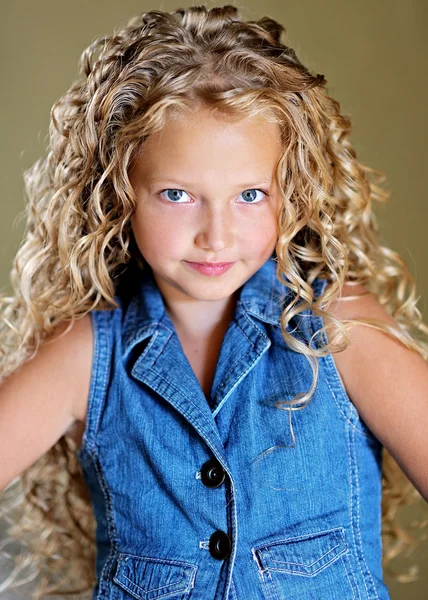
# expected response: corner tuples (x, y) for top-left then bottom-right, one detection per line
(76, 256), (390, 600)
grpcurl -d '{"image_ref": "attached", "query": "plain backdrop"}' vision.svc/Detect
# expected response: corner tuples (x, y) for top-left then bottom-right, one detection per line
(0, 1), (427, 598)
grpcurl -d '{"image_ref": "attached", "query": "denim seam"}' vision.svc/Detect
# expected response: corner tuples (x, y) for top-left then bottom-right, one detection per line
(253, 526), (345, 549)
(320, 354), (375, 440)
(92, 311), (112, 450)
(80, 311), (101, 454)
(341, 555), (356, 599)
(347, 421), (374, 600)
(90, 451), (119, 599)
(325, 353), (376, 440)
(242, 307), (271, 341)
(84, 310), (112, 454)
(266, 570), (280, 600)
(252, 548), (279, 600)
(120, 554), (197, 568)
(121, 570), (185, 594)
(223, 470), (238, 600)
(252, 557), (275, 600)
(210, 322), (255, 400)
(345, 417), (370, 599)
(83, 311), (118, 598)
(230, 576), (238, 600)
(351, 425), (380, 600)
(149, 369), (223, 445)
(345, 553), (362, 600)
(267, 540), (342, 568)
(212, 336), (268, 419)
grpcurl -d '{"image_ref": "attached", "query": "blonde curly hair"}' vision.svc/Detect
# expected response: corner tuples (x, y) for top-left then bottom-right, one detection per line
(1, 4), (427, 598)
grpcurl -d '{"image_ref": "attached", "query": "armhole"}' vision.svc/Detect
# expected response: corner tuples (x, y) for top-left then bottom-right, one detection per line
(311, 276), (378, 440)
(76, 308), (114, 461)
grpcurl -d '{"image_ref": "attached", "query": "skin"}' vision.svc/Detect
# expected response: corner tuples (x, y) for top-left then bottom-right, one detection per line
(128, 106), (283, 338)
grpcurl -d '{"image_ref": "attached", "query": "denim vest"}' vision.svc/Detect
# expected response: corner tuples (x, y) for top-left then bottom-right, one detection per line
(76, 257), (390, 600)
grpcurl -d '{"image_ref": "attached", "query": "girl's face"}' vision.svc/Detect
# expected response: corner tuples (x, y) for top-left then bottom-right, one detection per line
(128, 106), (283, 311)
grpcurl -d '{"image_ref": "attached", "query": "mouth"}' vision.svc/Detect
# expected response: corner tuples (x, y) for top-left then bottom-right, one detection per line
(184, 261), (236, 276)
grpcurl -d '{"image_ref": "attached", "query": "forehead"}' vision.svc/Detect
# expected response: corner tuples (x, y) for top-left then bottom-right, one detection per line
(132, 108), (283, 176)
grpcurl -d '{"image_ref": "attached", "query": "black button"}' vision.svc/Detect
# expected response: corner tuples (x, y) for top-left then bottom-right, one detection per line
(209, 530), (232, 560)
(200, 458), (226, 488)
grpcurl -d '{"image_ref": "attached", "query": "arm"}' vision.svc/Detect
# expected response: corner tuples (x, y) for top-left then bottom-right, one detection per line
(327, 283), (428, 502)
(0, 314), (93, 491)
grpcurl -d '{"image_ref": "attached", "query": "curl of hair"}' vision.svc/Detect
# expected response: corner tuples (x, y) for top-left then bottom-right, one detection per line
(1, 4), (427, 597)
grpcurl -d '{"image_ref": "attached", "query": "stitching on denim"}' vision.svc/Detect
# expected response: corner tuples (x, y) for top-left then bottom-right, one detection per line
(266, 547), (346, 577)
(266, 570), (280, 600)
(84, 311), (112, 455)
(242, 307), (271, 342)
(133, 328), (159, 365)
(326, 352), (376, 440)
(351, 426), (380, 600)
(210, 320), (255, 399)
(121, 569), (185, 594)
(230, 576), (238, 600)
(345, 419), (368, 600)
(225, 470), (234, 510)
(251, 549), (274, 600)
(268, 540), (342, 567)
(148, 369), (222, 442)
(145, 378), (228, 476)
(225, 474), (238, 600)
(252, 526), (345, 551)
(91, 452), (118, 599)
(80, 311), (101, 454)
(92, 311), (112, 449)
(212, 337), (268, 418)
(323, 364), (375, 439)
(120, 554), (197, 568)
(115, 577), (185, 599)
(341, 555), (357, 599)
(345, 553), (362, 600)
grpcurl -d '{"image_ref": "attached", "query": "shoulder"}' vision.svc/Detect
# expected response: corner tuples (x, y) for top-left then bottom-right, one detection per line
(325, 282), (406, 382)
(44, 314), (94, 423)
(326, 282), (395, 324)
(0, 314), (94, 488)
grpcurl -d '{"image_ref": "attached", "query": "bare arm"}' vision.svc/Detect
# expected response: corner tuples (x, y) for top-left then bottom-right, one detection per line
(328, 284), (428, 502)
(0, 314), (93, 491)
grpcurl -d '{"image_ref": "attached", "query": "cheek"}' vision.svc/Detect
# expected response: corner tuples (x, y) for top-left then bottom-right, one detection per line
(245, 209), (279, 245)
(131, 208), (186, 258)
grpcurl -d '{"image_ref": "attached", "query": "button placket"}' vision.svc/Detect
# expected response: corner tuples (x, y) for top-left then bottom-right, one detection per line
(198, 457), (232, 559)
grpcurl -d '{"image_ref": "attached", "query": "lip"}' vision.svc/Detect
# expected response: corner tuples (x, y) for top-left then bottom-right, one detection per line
(184, 261), (236, 276)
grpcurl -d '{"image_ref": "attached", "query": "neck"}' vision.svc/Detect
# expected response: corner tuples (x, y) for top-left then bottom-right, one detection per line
(165, 291), (240, 340)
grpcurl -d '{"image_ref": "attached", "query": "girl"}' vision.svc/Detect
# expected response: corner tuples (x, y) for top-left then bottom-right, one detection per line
(0, 4), (427, 600)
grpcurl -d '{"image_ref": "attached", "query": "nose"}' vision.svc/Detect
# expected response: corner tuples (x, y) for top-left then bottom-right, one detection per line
(194, 204), (234, 252)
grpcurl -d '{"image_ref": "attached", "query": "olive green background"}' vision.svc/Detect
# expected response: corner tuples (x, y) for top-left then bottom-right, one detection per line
(0, 1), (427, 598)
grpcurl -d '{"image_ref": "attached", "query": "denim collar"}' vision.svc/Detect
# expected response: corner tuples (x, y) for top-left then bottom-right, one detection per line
(120, 257), (300, 362)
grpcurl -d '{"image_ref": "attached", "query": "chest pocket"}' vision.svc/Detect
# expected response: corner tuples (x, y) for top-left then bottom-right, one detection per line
(112, 553), (198, 600)
(252, 527), (357, 600)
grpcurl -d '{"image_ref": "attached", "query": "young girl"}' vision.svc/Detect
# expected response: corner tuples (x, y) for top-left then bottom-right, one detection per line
(1, 4), (427, 600)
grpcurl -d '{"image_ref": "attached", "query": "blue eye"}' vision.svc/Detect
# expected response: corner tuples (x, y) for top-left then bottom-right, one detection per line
(159, 189), (191, 203)
(238, 189), (268, 203)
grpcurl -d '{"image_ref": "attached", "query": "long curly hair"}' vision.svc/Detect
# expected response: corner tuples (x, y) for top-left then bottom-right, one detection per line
(1, 5), (427, 598)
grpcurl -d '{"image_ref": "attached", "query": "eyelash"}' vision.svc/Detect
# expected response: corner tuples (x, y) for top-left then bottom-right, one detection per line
(157, 188), (270, 205)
